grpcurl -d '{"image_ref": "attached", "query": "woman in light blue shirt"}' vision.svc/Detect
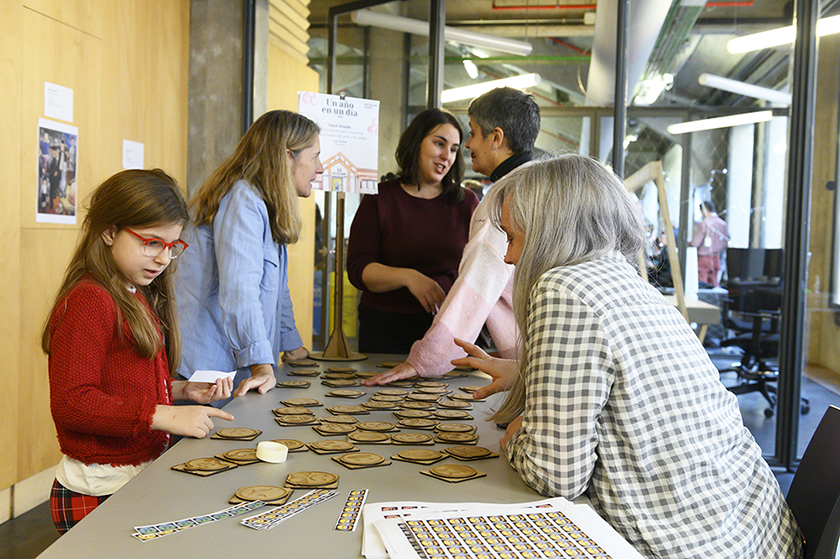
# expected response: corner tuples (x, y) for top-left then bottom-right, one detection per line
(175, 110), (323, 401)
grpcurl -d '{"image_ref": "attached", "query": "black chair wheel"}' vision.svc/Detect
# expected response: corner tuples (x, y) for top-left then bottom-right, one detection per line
(764, 407), (775, 418)
(801, 404), (810, 415)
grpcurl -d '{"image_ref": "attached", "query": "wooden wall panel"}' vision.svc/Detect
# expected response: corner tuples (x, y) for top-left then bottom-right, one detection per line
(267, 39), (319, 350)
(4, 0), (191, 490)
(0, 1), (24, 491)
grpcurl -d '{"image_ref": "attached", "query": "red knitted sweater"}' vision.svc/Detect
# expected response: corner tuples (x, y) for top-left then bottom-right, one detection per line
(48, 279), (172, 466)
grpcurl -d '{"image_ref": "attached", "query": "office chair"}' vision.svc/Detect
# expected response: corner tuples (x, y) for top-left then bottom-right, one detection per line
(717, 248), (809, 417)
(786, 405), (840, 559)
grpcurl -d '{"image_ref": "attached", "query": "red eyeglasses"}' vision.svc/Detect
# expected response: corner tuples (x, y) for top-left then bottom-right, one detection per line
(122, 227), (189, 259)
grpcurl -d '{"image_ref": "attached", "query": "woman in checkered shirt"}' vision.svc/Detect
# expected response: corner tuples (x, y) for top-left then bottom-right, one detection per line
(453, 154), (803, 558)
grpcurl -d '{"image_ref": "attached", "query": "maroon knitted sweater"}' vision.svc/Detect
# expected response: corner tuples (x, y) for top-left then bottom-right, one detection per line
(48, 279), (172, 466)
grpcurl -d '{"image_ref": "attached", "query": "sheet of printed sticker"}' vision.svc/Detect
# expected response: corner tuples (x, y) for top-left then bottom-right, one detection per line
(241, 489), (338, 530)
(131, 500), (265, 542)
(368, 498), (644, 559)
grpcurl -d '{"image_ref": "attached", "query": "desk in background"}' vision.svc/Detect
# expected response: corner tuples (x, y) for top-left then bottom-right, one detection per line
(664, 294), (721, 342)
(37, 355), (544, 559)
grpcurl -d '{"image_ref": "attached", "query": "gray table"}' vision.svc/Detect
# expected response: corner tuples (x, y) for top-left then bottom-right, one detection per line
(37, 355), (542, 558)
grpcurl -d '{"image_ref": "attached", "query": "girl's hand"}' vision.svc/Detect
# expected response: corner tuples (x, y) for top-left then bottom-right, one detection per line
(500, 416), (523, 450)
(361, 362), (420, 386)
(176, 377), (233, 404)
(451, 338), (518, 399)
(281, 346), (310, 362)
(233, 363), (276, 397)
(404, 270), (446, 313)
(151, 405), (234, 438)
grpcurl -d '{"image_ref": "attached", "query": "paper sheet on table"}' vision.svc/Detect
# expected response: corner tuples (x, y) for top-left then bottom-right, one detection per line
(188, 370), (237, 383)
(362, 497), (575, 559)
(367, 497), (643, 559)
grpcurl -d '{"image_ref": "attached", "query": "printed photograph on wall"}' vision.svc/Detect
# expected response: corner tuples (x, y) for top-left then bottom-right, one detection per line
(37, 118), (78, 224)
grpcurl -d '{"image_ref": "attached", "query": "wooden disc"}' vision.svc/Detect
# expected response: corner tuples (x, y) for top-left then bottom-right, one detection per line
(391, 433), (433, 444)
(339, 452), (385, 466)
(377, 361), (403, 368)
(326, 367), (356, 374)
(279, 414), (317, 424)
(276, 380), (311, 388)
(182, 457), (229, 471)
(363, 401), (399, 409)
(328, 389), (364, 397)
(415, 381), (448, 388)
(287, 360), (318, 367)
(396, 410), (432, 418)
(310, 440), (355, 451)
(329, 405), (367, 414)
(273, 406), (314, 416)
(430, 464), (477, 479)
(270, 439), (304, 451)
(370, 394), (404, 402)
(446, 446), (491, 459)
(417, 387), (449, 394)
(399, 449), (443, 461)
(349, 431), (389, 442)
(356, 421), (395, 432)
(435, 410), (471, 419)
(322, 373), (357, 381)
(400, 401), (434, 410)
(215, 428), (259, 439)
(286, 471), (339, 486)
(449, 393), (477, 401)
(435, 423), (474, 433)
(235, 485), (289, 501)
(283, 398), (321, 406)
(407, 393), (441, 402)
(223, 448), (258, 461)
(320, 415), (358, 424)
(400, 418), (438, 428)
(378, 388), (409, 396)
(316, 423), (356, 434)
(437, 432), (478, 442)
(460, 386), (482, 393)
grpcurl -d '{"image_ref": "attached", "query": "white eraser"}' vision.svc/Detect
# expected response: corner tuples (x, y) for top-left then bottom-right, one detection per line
(256, 441), (288, 463)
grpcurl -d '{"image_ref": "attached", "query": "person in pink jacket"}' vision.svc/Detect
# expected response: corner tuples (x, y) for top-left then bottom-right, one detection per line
(363, 87), (540, 385)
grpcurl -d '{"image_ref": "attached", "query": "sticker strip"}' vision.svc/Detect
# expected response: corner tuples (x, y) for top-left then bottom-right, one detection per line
(334, 489), (368, 532)
(241, 489), (338, 531)
(131, 500), (265, 542)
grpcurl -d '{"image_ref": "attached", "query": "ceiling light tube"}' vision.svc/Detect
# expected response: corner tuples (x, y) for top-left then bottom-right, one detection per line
(666, 110), (774, 135)
(727, 14), (840, 53)
(698, 73), (792, 106)
(351, 9), (533, 56)
(441, 73), (541, 103)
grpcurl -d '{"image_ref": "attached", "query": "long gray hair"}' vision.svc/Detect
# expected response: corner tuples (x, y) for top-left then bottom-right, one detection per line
(487, 154), (647, 422)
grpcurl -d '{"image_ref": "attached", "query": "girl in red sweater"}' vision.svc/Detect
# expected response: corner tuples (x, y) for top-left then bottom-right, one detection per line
(42, 169), (234, 534)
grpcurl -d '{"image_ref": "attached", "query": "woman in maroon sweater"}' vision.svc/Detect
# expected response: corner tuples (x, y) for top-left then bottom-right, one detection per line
(43, 170), (233, 534)
(347, 109), (478, 353)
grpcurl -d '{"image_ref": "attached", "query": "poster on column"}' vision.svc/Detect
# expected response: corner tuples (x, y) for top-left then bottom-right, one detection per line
(37, 118), (78, 224)
(298, 91), (380, 194)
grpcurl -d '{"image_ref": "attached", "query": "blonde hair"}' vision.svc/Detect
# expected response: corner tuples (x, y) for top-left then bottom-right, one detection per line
(191, 110), (319, 244)
(42, 169), (189, 375)
(487, 154), (647, 422)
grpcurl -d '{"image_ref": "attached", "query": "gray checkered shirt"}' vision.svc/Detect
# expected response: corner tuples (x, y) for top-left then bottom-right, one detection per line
(505, 253), (803, 558)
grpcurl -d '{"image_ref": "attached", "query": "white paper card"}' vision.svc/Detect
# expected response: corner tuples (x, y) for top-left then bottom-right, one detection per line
(188, 370), (237, 384)
(122, 140), (145, 169)
(44, 82), (74, 123)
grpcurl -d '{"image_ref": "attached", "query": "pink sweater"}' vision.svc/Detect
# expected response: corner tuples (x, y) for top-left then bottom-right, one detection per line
(406, 194), (518, 377)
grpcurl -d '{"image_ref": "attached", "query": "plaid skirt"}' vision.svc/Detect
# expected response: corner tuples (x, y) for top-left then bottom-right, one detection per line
(50, 479), (111, 535)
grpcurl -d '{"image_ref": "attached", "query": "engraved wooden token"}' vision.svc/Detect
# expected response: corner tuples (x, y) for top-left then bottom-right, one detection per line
(320, 415), (358, 424)
(349, 431), (390, 443)
(407, 393), (441, 402)
(460, 386), (482, 393)
(394, 409), (432, 418)
(316, 423), (356, 434)
(279, 414), (318, 424)
(288, 360), (318, 367)
(391, 433), (433, 444)
(283, 398), (321, 407)
(430, 464), (478, 479)
(417, 387), (449, 395)
(400, 418), (438, 428)
(400, 401), (435, 410)
(322, 373), (357, 380)
(215, 428), (260, 439)
(415, 381), (448, 388)
(270, 439), (304, 451)
(235, 485), (289, 502)
(309, 440), (355, 452)
(276, 380), (311, 388)
(326, 367), (356, 374)
(183, 457), (229, 471)
(378, 388), (409, 396)
(438, 400), (472, 409)
(435, 423), (474, 433)
(446, 446), (492, 459)
(286, 471), (339, 486)
(273, 406), (314, 416)
(339, 452), (384, 466)
(288, 369), (321, 377)
(398, 449), (443, 461)
(354, 371), (379, 378)
(328, 405), (368, 414)
(434, 410), (472, 419)
(223, 448), (258, 461)
(363, 400), (400, 410)
(370, 394), (404, 402)
(437, 432), (478, 443)
(327, 389), (365, 397)
(377, 361), (403, 368)
(356, 421), (396, 432)
(453, 364), (475, 371)
(449, 393), (480, 401)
